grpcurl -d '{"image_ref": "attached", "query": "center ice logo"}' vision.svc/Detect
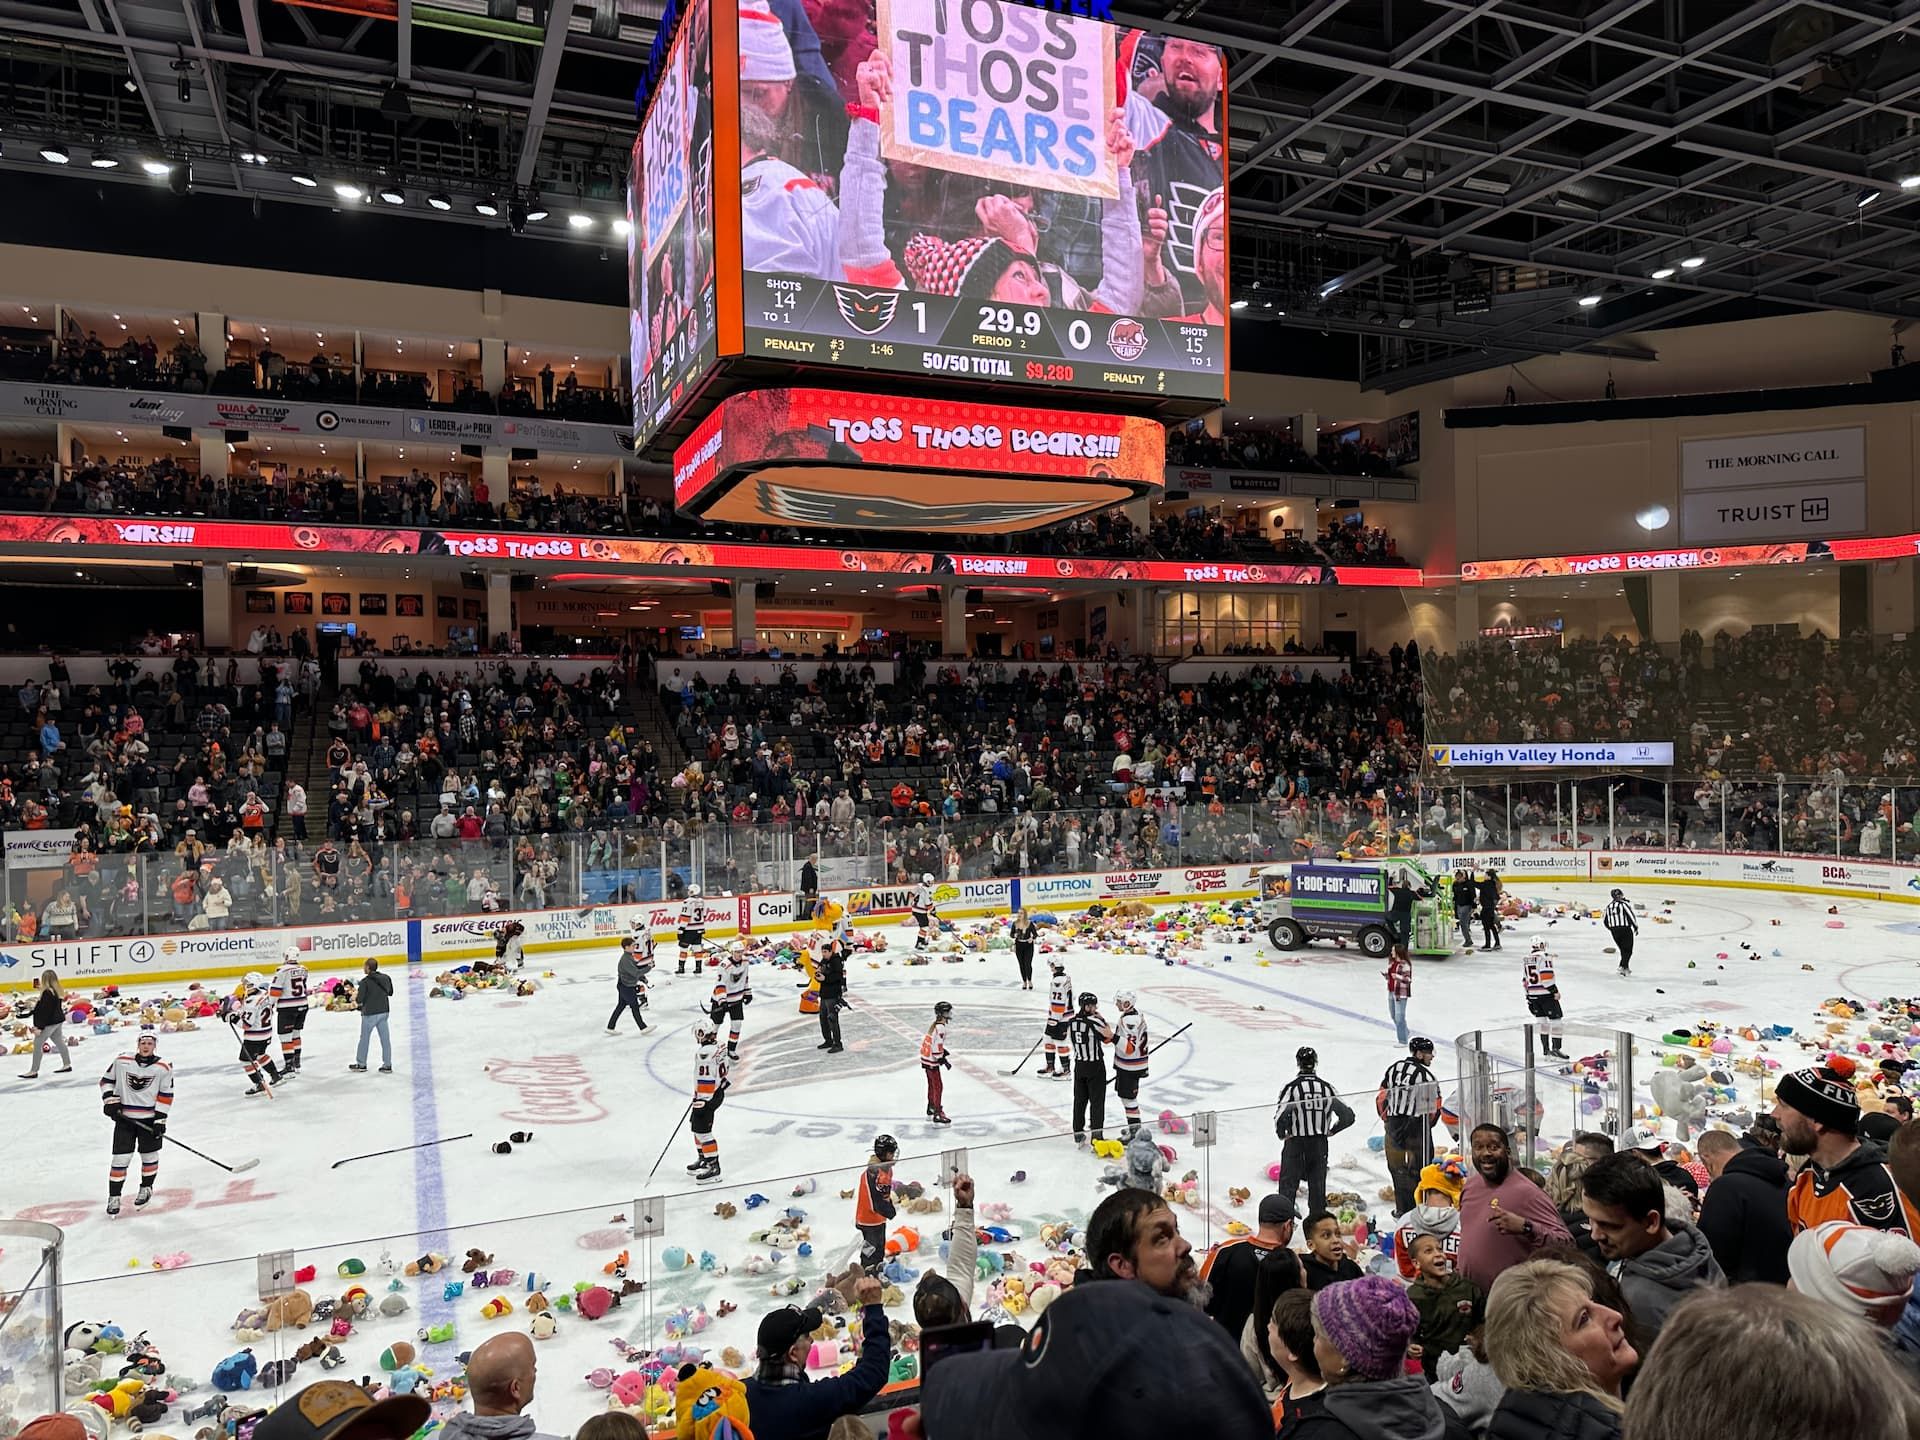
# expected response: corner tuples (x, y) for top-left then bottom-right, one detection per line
(486, 1055), (609, 1125)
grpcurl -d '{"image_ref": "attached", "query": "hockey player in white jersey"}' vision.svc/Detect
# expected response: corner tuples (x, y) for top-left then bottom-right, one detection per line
(1111, 990), (1151, 1138)
(716, 940), (752, 1059)
(269, 946), (310, 1075)
(687, 1015), (731, 1182)
(235, 972), (282, 1097)
(676, 886), (708, 975)
(910, 874), (937, 951)
(100, 1030), (173, 1215)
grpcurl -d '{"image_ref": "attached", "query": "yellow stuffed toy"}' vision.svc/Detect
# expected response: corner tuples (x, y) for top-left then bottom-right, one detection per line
(673, 1363), (753, 1440)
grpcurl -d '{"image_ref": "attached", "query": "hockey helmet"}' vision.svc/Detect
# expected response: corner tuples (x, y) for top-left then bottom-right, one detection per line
(244, 971), (267, 992)
(1049, 956), (1067, 971)
(1115, 990), (1136, 1010)
(873, 1133), (899, 1160)
(933, 1000), (953, 1018)
(694, 1015), (719, 1042)
(1296, 1046), (1318, 1069)
(1077, 991), (1098, 1009)
(922, 873), (934, 885)
(1410, 1037), (1435, 1055)
(283, 945), (301, 964)
(689, 884), (703, 898)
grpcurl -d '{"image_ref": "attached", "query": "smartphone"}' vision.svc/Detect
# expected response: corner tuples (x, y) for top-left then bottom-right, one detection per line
(917, 1320), (995, 1377)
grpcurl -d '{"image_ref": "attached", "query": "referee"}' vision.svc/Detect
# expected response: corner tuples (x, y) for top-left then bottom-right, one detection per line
(1067, 991), (1112, 1148)
(1604, 888), (1639, 975)
(1377, 1038), (1441, 1214)
(1273, 1046), (1355, 1216)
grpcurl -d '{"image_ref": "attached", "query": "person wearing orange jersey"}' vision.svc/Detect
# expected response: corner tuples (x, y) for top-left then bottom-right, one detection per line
(854, 1132), (899, 1275)
(919, 1000), (953, 1126)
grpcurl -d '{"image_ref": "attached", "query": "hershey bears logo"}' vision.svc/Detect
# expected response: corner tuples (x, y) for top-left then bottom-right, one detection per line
(832, 286), (900, 336)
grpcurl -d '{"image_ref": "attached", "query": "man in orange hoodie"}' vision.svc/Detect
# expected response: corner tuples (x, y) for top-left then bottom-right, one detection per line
(1776, 1054), (1920, 1236)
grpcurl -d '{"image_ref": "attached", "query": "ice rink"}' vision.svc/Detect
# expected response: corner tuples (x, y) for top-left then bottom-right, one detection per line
(16, 879), (1920, 1432)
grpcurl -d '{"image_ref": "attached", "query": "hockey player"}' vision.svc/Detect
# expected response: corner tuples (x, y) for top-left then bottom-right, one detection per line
(1523, 938), (1566, 1057)
(492, 919), (527, 971)
(235, 972), (283, 1096)
(630, 920), (658, 987)
(1067, 991), (1112, 1147)
(687, 1014), (730, 1182)
(677, 885), (707, 975)
(920, 1000), (953, 1125)
(100, 1030), (173, 1215)
(717, 940), (752, 1059)
(1040, 956), (1073, 1078)
(911, 874), (937, 951)
(854, 1132), (899, 1273)
(1111, 990), (1150, 1138)
(270, 945), (310, 1075)
(1274, 1046), (1356, 1216)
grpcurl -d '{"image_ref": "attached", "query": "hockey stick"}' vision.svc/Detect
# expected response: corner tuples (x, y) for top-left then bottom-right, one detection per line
(1005, 1036), (1045, 1076)
(645, 1101), (695, 1182)
(330, 1133), (473, 1170)
(129, 1120), (260, 1174)
(1145, 1022), (1194, 1058)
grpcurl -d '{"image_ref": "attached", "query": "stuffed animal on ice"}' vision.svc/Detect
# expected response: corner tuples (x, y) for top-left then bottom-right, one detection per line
(1108, 1128), (1168, 1193)
(1650, 1055), (1711, 1135)
(673, 1362), (754, 1440)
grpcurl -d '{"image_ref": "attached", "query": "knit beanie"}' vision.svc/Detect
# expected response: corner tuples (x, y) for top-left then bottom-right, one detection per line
(738, 0), (796, 82)
(1788, 1221), (1920, 1326)
(1776, 1053), (1862, 1133)
(902, 234), (1026, 299)
(1312, 1275), (1419, 1381)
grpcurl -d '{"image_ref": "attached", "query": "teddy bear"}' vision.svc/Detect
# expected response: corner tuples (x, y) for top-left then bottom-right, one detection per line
(262, 1290), (313, 1332)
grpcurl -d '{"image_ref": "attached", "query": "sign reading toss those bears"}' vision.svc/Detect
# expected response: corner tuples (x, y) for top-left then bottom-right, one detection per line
(877, 0), (1120, 199)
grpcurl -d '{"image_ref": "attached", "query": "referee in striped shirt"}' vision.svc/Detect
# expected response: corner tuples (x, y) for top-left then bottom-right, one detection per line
(1604, 888), (1639, 974)
(1378, 1038), (1442, 1214)
(1273, 1046), (1356, 1216)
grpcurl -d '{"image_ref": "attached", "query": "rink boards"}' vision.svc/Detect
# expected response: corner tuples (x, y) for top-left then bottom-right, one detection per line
(2, 848), (1914, 988)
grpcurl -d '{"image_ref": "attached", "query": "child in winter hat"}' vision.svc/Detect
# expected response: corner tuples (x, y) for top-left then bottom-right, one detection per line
(1312, 1275), (1421, 1381)
(1788, 1221), (1920, 1327)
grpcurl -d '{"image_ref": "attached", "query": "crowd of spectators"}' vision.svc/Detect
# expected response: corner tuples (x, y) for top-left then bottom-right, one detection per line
(204, 1088), (1920, 1440)
(1169, 422), (1317, 472)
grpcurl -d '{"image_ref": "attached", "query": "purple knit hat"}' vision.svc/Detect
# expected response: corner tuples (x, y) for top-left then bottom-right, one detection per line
(1312, 1275), (1419, 1381)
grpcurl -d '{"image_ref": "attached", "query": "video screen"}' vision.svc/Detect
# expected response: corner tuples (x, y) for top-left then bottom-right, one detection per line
(630, 0), (719, 448)
(732, 0), (1229, 400)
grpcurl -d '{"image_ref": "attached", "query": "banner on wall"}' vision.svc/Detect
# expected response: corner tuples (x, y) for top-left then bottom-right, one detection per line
(1459, 530), (1920, 584)
(1426, 741), (1675, 768)
(1679, 480), (1868, 544)
(1680, 427), (1865, 490)
(3, 827), (79, 870)
(0, 382), (633, 457)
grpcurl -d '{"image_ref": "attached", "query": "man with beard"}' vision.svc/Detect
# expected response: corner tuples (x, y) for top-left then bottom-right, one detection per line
(1083, 1187), (1208, 1308)
(1455, 1123), (1569, 1293)
(1130, 36), (1225, 314)
(1775, 1053), (1920, 1235)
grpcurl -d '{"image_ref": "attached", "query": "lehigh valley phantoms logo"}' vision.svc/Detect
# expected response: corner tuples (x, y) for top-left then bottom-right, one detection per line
(832, 286), (900, 336)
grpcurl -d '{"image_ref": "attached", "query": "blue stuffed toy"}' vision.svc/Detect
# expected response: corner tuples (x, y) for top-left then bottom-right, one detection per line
(212, 1349), (258, 1392)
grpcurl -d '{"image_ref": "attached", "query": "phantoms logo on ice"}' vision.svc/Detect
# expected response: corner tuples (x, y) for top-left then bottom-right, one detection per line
(486, 1055), (608, 1125)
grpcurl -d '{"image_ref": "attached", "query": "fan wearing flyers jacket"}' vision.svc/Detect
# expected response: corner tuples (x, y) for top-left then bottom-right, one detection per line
(1775, 1053), (1920, 1236)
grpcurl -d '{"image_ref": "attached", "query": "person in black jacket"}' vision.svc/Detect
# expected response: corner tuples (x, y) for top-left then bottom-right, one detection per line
(20, 968), (71, 1078)
(815, 936), (846, 1053)
(1481, 1258), (1631, 1440)
(1695, 1128), (1791, 1284)
(1478, 869), (1503, 950)
(1009, 907), (1039, 990)
(1450, 871), (1478, 950)
(743, 1280), (890, 1440)
(350, 958), (395, 1073)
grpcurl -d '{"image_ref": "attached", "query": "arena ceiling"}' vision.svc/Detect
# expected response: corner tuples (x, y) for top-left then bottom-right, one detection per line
(3, 0), (1919, 389)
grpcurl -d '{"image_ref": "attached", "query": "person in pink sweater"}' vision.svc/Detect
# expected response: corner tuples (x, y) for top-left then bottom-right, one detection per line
(1456, 1123), (1571, 1293)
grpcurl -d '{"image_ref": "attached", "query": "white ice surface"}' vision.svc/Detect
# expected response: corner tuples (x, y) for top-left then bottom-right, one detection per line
(14, 882), (1920, 1433)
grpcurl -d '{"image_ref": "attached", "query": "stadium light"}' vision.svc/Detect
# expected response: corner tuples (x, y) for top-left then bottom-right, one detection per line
(1649, 265), (1676, 280)
(1635, 505), (1671, 531)
(141, 158), (173, 176)
(289, 170), (318, 188)
(90, 149), (120, 169)
(474, 197), (501, 217)
(39, 143), (70, 164)
(427, 192), (453, 211)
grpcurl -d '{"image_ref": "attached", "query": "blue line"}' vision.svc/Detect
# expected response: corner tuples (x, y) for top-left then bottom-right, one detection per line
(405, 919), (457, 1349)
